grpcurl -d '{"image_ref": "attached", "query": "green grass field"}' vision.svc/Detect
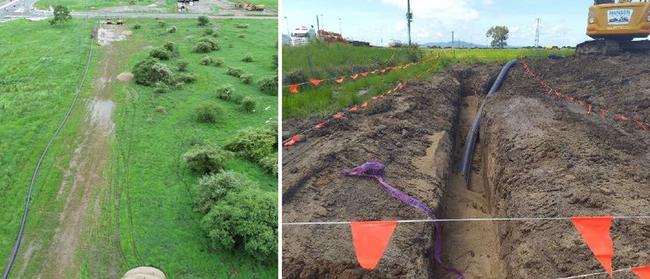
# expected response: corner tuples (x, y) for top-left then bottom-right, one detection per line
(0, 19), (98, 273)
(1, 17), (277, 279)
(282, 44), (574, 118)
(34, 0), (162, 11)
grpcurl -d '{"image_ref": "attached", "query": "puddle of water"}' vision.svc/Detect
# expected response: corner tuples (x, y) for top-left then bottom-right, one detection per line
(88, 98), (115, 134)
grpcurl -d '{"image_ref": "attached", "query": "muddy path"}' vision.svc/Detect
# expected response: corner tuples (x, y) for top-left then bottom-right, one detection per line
(16, 24), (129, 279)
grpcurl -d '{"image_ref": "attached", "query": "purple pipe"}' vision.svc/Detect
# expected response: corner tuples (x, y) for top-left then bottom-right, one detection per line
(343, 161), (464, 279)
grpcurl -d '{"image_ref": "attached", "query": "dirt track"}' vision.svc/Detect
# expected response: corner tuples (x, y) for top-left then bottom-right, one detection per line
(282, 54), (650, 279)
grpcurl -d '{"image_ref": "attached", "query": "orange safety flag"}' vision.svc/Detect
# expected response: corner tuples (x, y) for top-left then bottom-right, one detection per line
(361, 72), (369, 77)
(350, 221), (398, 270)
(349, 105), (359, 112)
(636, 120), (648, 131)
(283, 134), (301, 147)
(336, 76), (345, 84)
(351, 74), (359, 80)
(571, 216), (614, 277)
(289, 84), (299, 94)
(361, 102), (369, 108)
(614, 114), (630, 121)
(333, 112), (345, 120)
(632, 266), (650, 279)
(314, 121), (326, 129)
(310, 79), (323, 86)
(588, 105), (593, 114)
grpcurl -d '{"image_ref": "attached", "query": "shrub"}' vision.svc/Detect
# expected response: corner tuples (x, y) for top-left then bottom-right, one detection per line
(197, 15), (210, 26)
(203, 28), (214, 36)
(133, 58), (173, 86)
(200, 56), (214, 65)
(163, 41), (179, 56)
(230, 94), (244, 104)
(133, 24), (142, 30)
(240, 97), (255, 112)
(259, 153), (277, 175)
(157, 20), (166, 27)
(258, 77), (277, 95)
(149, 47), (172, 60)
(212, 57), (224, 66)
(200, 188), (277, 262)
(235, 23), (249, 29)
(194, 102), (222, 123)
(175, 73), (196, 84)
(153, 82), (170, 94)
(239, 73), (252, 84)
(193, 42), (212, 53)
(283, 69), (306, 84)
(226, 67), (244, 78)
(216, 84), (234, 100)
(194, 171), (252, 214)
(167, 26), (177, 33)
(224, 127), (276, 162)
(238, 34), (245, 38)
(176, 60), (189, 72)
(49, 5), (71, 25)
(241, 54), (253, 62)
(182, 144), (227, 174)
(199, 37), (220, 50)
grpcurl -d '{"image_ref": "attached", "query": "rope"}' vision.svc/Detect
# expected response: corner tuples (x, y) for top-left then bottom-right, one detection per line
(1, 21), (96, 279)
(553, 267), (630, 279)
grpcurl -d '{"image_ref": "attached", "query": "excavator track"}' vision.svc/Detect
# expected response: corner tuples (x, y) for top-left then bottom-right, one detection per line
(577, 39), (650, 55)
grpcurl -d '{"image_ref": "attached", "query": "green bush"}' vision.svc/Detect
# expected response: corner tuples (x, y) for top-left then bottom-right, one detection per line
(226, 67), (244, 77)
(149, 47), (172, 60)
(182, 144), (227, 174)
(200, 56), (224, 66)
(258, 77), (277, 95)
(133, 58), (173, 86)
(239, 73), (253, 84)
(198, 15), (210, 26)
(238, 34), (245, 38)
(259, 153), (277, 175)
(157, 20), (166, 28)
(212, 57), (224, 66)
(193, 42), (213, 53)
(216, 84), (234, 100)
(203, 28), (214, 35)
(163, 41), (179, 56)
(194, 102), (222, 123)
(133, 24), (142, 30)
(242, 54), (253, 62)
(235, 23), (249, 29)
(175, 72), (196, 84)
(194, 171), (252, 214)
(200, 188), (277, 262)
(224, 127), (276, 162)
(176, 60), (189, 72)
(240, 97), (255, 112)
(167, 26), (177, 33)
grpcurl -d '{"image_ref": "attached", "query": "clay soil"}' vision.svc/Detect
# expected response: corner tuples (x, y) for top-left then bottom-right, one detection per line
(282, 53), (650, 279)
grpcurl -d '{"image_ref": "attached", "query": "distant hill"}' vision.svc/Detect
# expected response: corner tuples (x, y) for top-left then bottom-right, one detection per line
(422, 41), (487, 49)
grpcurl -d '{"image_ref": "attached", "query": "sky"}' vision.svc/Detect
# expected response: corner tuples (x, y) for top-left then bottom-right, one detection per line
(281, 0), (592, 47)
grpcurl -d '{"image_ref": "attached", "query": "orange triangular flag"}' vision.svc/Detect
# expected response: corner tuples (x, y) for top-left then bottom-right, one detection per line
(289, 84), (299, 94)
(361, 102), (369, 108)
(336, 76), (345, 84)
(351, 74), (359, 80)
(350, 221), (398, 270)
(571, 216), (614, 277)
(349, 106), (359, 112)
(310, 79), (323, 86)
(333, 112), (344, 120)
(361, 72), (369, 77)
(632, 266), (650, 279)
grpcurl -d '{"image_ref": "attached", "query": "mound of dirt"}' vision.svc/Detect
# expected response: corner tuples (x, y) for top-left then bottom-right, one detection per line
(282, 76), (462, 278)
(117, 72), (133, 82)
(97, 25), (130, 46)
(476, 54), (650, 278)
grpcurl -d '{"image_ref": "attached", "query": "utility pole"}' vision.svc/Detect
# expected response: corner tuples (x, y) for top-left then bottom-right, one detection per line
(406, 0), (413, 45)
(452, 31), (455, 48)
(284, 16), (290, 35)
(535, 18), (541, 48)
(316, 15), (320, 33)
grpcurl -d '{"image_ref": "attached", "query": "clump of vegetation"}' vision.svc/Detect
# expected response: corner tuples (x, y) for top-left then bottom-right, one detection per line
(49, 5), (71, 25)
(242, 54), (254, 62)
(194, 171), (252, 214)
(182, 144), (227, 174)
(163, 41), (179, 57)
(226, 67), (244, 78)
(235, 23), (249, 29)
(203, 28), (214, 36)
(167, 26), (177, 33)
(133, 24), (142, 30)
(197, 15), (210, 26)
(176, 60), (189, 72)
(194, 102), (222, 123)
(174, 72), (196, 84)
(272, 54), (278, 69)
(216, 85), (235, 100)
(149, 47), (172, 60)
(157, 20), (166, 28)
(193, 38), (220, 53)
(200, 188), (277, 262)
(224, 127), (276, 164)
(239, 73), (253, 84)
(259, 153), (277, 175)
(240, 97), (256, 112)
(238, 34), (245, 38)
(258, 76), (277, 96)
(200, 56), (223, 66)
(133, 58), (173, 86)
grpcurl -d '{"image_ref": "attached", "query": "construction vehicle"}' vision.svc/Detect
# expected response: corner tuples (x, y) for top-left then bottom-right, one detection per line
(235, 1), (265, 11)
(104, 18), (124, 25)
(578, 0), (650, 55)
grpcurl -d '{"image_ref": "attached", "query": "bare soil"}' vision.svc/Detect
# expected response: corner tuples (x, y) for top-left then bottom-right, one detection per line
(283, 54), (650, 279)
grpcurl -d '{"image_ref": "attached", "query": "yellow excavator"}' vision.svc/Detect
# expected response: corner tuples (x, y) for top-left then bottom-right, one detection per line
(578, 0), (650, 54)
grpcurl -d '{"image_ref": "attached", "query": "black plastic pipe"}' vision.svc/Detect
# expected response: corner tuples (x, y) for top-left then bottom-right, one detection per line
(459, 59), (518, 186)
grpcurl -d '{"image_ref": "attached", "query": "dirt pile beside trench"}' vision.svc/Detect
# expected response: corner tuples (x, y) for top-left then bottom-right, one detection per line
(479, 54), (650, 278)
(282, 76), (462, 278)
